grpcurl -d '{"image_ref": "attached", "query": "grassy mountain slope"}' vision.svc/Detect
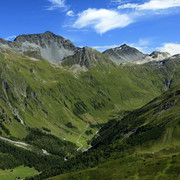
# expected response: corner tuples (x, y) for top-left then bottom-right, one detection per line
(48, 84), (180, 180)
(0, 46), (179, 179)
(0, 47), (180, 147)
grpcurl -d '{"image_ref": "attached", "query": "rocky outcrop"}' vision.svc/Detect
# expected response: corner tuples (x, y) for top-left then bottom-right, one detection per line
(134, 51), (171, 64)
(149, 51), (170, 60)
(62, 47), (111, 68)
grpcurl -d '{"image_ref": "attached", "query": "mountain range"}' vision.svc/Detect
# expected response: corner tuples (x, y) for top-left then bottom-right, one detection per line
(0, 31), (179, 180)
(0, 31), (173, 65)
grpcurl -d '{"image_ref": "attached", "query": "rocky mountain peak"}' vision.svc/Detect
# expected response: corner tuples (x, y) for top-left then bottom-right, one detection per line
(0, 31), (77, 63)
(14, 31), (59, 43)
(14, 31), (69, 46)
(61, 46), (111, 68)
(119, 43), (129, 49)
(44, 31), (54, 35)
(61, 47), (95, 68)
(103, 44), (145, 64)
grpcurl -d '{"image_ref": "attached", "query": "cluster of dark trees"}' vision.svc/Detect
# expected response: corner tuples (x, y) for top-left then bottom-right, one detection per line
(24, 128), (77, 157)
(0, 128), (78, 177)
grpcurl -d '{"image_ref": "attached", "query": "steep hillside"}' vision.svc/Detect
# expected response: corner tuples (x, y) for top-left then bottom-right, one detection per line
(92, 85), (180, 150)
(48, 84), (180, 180)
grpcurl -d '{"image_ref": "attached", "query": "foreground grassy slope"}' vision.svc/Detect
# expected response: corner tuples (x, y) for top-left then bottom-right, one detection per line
(47, 85), (180, 180)
(49, 154), (180, 180)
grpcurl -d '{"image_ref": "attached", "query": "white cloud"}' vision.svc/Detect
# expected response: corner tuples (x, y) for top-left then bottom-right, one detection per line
(118, 0), (180, 10)
(46, 0), (67, 10)
(5, 35), (17, 41)
(73, 8), (133, 34)
(68, 0), (180, 34)
(118, 3), (139, 9)
(139, 0), (180, 10)
(158, 43), (180, 55)
(66, 10), (75, 16)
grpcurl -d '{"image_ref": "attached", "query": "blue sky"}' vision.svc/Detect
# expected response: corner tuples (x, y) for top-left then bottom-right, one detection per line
(1, 0), (180, 54)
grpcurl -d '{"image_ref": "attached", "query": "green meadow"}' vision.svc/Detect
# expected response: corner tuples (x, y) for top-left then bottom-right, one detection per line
(0, 166), (38, 180)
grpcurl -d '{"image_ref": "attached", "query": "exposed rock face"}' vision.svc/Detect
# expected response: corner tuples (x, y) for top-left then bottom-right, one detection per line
(149, 51), (171, 60)
(62, 47), (92, 68)
(135, 51), (171, 64)
(0, 31), (77, 63)
(103, 44), (145, 64)
(62, 47), (111, 68)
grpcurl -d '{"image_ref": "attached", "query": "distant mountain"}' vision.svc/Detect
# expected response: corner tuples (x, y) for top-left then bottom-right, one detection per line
(0, 32), (174, 65)
(0, 31), (77, 63)
(103, 44), (145, 64)
(103, 44), (172, 64)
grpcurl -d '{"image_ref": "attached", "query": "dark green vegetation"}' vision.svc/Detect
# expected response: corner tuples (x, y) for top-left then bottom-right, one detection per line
(46, 85), (180, 180)
(49, 154), (180, 180)
(24, 128), (76, 156)
(0, 39), (180, 179)
(0, 134), (76, 171)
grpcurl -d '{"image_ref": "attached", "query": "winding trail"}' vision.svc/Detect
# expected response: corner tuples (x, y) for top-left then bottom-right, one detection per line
(77, 123), (89, 151)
